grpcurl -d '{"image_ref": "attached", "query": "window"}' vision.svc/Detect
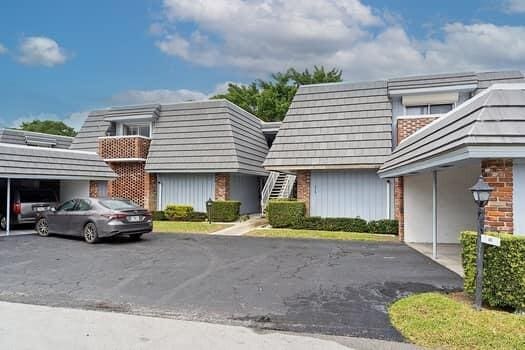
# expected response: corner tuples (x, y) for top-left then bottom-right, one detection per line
(99, 199), (140, 210)
(123, 123), (150, 137)
(405, 103), (454, 116)
(76, 199), (91, 211)
(56, 200), (77, 212)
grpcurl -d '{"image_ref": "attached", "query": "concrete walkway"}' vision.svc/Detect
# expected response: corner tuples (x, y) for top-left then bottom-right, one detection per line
(407, 243), (463, 277)
(0, 302), (419, 350)
(213, 215), (267, 236)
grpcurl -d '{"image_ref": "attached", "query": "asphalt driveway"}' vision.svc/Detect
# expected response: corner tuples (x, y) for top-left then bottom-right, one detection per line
(0, 233), (462, 341)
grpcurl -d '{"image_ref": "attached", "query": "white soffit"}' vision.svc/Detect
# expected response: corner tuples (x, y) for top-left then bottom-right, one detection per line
(402, 92), (459, 106)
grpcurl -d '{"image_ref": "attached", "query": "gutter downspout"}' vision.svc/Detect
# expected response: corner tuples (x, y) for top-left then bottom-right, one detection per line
(6, 178), (10, 236)
(432, 171), (438, 259)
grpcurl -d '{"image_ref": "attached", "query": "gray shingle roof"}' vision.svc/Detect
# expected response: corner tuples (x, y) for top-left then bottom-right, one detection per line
(388, 72), (478, 90)
(145, 99), (269, 175)
(0, 129), (73, 149)
(70, 105), (160, 152)
(0, 143), (116, 180)
(263, 80), (393, 170)
(378, 85), (525, 177)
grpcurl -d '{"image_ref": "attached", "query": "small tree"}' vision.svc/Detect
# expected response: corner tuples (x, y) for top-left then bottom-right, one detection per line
(19, 120), (77, 137)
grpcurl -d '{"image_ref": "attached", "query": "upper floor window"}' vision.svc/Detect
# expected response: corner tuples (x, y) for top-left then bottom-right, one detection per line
(405, 103), (453, 116)
(122, 123), (150, 137)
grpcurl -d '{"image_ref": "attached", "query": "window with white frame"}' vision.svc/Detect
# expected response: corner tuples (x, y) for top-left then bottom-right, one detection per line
(122, 122), (151, 137)
(405, 103), (454, 116)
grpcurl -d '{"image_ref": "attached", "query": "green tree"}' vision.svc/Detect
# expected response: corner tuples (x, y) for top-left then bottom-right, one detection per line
(213, 66), (343, 121)
(19, 120), (77, 137)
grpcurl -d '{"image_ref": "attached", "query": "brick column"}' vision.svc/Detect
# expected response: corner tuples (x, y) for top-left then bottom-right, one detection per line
(296, 170), (311, 215)
(89, 181), (98, 198)
(144, 173), (157, 211)
(394, 177), (404, 241)
(482, 159), (513, 233)
(214, 173), (230, 200)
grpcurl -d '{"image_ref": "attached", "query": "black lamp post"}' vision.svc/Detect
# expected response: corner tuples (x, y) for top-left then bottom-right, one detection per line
(206, 198), (213, 224)
(469, 175), (493, 310)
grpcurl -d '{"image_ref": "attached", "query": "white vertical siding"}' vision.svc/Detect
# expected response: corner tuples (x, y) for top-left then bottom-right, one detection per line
(514, 161), (525, 236)
(310, 170), (388, 220)
(158, 174), (215, 212)
(230, 174), (261, 214)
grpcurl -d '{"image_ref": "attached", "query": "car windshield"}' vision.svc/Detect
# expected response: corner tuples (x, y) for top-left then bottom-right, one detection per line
(99, 199), (140, 211)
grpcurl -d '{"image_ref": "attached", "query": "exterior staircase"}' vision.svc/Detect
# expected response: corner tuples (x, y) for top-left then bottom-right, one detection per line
(261, 171), (296, 214)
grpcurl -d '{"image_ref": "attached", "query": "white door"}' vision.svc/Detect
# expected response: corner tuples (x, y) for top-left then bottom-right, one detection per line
(310, 170), (388, 220)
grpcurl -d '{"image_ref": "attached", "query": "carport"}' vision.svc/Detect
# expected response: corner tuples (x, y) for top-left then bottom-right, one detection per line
(378, 84), (525, 270)
(1, 142), (116, 235)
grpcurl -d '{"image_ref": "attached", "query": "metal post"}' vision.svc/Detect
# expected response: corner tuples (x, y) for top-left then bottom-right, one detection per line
(432, 171), (438, 259)
(475, 206), (485, 310)
(6, 178), (10, 236)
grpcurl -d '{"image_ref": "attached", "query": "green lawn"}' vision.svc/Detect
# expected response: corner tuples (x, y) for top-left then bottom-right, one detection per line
(247, 228), (397, 242)
(389, 293), (525, 350)
(153, 221), (232, 234)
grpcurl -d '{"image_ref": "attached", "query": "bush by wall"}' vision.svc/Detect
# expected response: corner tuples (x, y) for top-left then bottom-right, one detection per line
(267, 200), (306, 228)
(368, 219), (399, 235)
(210, 200), (241, 222)
(298, 216), (369, 233)
(165, 204), (194, 221)
(152, 211), (167, 221)
(461, 231), (525, 311)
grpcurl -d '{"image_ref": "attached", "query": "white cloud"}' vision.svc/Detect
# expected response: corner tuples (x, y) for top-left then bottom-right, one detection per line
(154, 0), (525, 80)
(110, 82), (238, 106)
(18, 36), (68, 67)
(503, 0), (525, 13)
(0, 43), (7, 54)
(63, 111), (89, 130)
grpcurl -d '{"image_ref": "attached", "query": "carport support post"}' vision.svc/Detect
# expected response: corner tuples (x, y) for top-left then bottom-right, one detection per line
(6, 178), (10, 236)
(432, 171), (438, 259)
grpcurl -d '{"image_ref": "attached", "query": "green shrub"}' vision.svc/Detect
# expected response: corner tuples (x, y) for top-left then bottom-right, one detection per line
(152, 211), (166, 221)
(165, 204), (194, 221)
(295, 216), (369, 232)
(188, 211), (207, 222)
(368, 219), (399, 235)
(210, 201), (241, 222)
(267, 200), (306, 228)
(461, 231), (525, 311)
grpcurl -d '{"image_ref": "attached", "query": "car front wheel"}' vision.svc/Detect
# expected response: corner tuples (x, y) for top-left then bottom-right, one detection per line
(36, 218), (49, 237)
(83, 222), (99, 244)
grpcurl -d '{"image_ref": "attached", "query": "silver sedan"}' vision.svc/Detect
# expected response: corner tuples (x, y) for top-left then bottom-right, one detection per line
(36, 198), (152, 243)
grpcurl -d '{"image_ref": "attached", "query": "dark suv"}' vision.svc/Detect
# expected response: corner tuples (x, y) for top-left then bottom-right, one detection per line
(0, 184), (59, 231)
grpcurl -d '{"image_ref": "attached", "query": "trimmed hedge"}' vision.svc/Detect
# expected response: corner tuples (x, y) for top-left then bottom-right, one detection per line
(266, 200), (398, 234)
(210, 200), (241, 222)
(461, 231), (525, 311)
(165, 205), (194, 220)
(267, 200), (305, 228)
(152, 211), (167, 221)
(368, 219), (399, 235)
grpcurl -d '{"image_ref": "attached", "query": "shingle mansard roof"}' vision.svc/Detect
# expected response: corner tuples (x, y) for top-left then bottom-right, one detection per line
(263, 70), (524, 170)
(378, 84), (525, 178)
(72, 100), (269, 176)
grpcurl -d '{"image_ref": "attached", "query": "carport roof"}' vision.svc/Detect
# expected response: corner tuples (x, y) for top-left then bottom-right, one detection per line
(0, 143), (116, 180)
(378, 84), (525, 178)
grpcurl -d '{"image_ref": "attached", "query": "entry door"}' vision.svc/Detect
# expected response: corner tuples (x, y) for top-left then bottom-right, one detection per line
(310, 170), (388, 220)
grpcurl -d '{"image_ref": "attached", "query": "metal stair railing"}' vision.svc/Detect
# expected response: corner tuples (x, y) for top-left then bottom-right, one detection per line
(261, 171), (279, 214)
(279, 174), (296, 198)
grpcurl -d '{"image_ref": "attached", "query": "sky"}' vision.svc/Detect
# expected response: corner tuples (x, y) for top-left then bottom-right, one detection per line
(1, 0), (525, 129)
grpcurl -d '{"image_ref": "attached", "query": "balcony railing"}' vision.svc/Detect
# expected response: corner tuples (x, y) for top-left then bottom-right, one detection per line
(98, 135), (151, 161)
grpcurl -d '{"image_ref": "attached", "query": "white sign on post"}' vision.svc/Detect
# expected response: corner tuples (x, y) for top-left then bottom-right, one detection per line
(481, 234), (501, 247)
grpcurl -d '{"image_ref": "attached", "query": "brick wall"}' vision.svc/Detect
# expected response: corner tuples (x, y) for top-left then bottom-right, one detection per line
(89, 181), (98, 197)
(214, 173), (230, 200)
(397, 117), (438, 143)
(144, 172), (157, 211)
(296, 170), (311, 215)
(482, 159), (514, 233)
(107, 162), (149, 208)
(99, 136), (151, 160)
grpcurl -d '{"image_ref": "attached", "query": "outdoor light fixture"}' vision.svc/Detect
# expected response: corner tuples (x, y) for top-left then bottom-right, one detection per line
(206, 198), (213, 224)
(469, 175), (493, 310)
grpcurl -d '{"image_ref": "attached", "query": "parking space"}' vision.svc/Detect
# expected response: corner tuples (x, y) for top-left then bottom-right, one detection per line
(0, 234), (463, 341)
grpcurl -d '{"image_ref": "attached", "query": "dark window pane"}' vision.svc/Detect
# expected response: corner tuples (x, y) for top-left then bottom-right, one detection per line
(57, 200), (76, 212)
(76, 200), (91, 211)
(430, 104), (453, 114)
(406, 105), (428, 115)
